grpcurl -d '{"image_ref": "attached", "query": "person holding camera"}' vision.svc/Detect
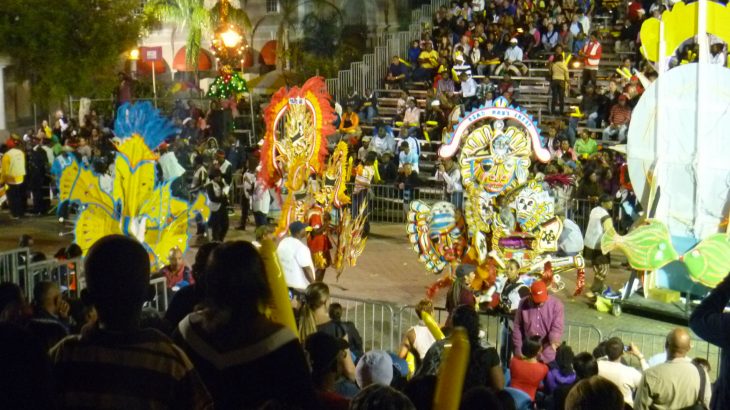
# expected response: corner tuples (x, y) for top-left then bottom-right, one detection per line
(596, 337), (648, 407)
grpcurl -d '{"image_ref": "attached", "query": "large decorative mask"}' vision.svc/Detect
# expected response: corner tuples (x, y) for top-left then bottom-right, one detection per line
(459, 122), (531, 195)
(407, 201), (468, 273)
(512, 180), (555, 231)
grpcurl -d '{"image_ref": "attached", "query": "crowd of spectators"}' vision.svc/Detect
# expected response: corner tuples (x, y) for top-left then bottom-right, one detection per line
(2, 229), (728, 409)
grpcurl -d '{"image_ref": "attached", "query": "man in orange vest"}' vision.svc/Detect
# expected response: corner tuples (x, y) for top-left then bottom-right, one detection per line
(580, 31), (602, 91)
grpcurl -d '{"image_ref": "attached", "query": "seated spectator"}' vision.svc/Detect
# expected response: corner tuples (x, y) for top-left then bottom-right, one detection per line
(350, 384), (416, 410)
(378, 152), (399, 183)
(597, 337), (648, 407)
(407, 40), (421, 67)
(555, 139), (578, 162)
(574, 130), (598, 159)
(566, 376), (625, 410)
(175, 240), (317, 409)
(322, 302), (364, 359)
(546, 343), (576, 393)
(304, 332), (353, 410)
(496, 38), (527, 76)
(398, 299), (438, 365)
(477, 41), (500, 76)
(356, 350), (394, 389)
(398, 141), (420, 173)
(396, 90), (409, 118)
(413, 42), (439, 82)
(385, 56), (408, 89)
(370, 124), (396, 157)
(509, 335), (549, 401)
(164, 241), (219, 329)
(402, 98), (423, 127)
(542, 23), (560, 52)
(602, 94), (632, 142)
(416, 305), (504, 393)
(360, 88), (378, 125)
(157, 246), (193, 290)
(28, 281), (71, 349)
(0, 323), (57, 409)
(50, 235), (213, 409)
(497, 74), (516, 100)
(550, 352), (599, 410)
(339, 105), (362, 146)
(459, 72), (479, 111)
(67, 290), (97, 334)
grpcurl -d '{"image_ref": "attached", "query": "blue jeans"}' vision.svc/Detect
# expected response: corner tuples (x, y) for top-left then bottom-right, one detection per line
(359, 106), (376, 125)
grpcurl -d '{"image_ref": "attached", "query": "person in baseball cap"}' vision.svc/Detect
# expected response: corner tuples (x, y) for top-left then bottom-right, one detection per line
(531, 280), (549, 305)
(289, 221), (312, 236)
(304, 332), (353, 408)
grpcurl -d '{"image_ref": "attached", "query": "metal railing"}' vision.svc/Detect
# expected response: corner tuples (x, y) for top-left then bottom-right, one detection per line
(607, 329), (722, 380)
(25, 257), (84, 300)
(346, 183), (448, 224)
(330, 294), (397, 352)
(147, 276), (170, 313)
(0, 247), (30, 286)
(325, 0), (452, 101)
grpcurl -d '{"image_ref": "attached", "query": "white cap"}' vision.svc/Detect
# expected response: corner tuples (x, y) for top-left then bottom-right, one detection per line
(510, 38), (518, 44)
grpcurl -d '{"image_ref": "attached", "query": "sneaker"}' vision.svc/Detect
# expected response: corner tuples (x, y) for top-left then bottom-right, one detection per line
(584, 290), (596, 299)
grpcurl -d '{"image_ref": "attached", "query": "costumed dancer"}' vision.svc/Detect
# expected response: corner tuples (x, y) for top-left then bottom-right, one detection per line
(307, 197), (332, 282)
(583, 194), (615, 299)
(190, 155), (209, 238)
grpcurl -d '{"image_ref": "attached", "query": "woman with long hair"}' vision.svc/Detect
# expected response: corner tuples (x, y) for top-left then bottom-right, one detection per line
(298, 282), (358, 386)
(174, 241), (317, 409)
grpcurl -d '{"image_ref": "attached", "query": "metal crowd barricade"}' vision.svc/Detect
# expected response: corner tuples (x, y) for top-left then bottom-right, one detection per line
(344, 183), (448, 224)
(0, 247), (30, 286)
(329, 294), (397, 352)
(608, 329), (722, 380)
(25, 257), (84, 300)
(396, 305), (503, 350)
(563, 321), (604, 355)
(147, 276), (169, 313)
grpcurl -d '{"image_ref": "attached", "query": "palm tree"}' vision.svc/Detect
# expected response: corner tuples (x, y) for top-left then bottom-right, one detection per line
(144, 0), (212, 77)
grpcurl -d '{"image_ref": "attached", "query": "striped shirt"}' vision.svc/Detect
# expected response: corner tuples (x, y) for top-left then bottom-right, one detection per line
(609, 104), (632, 126)
(49, 326), (213, 410)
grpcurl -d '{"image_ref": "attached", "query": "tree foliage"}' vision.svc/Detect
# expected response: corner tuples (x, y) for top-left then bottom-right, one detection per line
(0, 0), (146, 102)
(144, 0), (211, 71)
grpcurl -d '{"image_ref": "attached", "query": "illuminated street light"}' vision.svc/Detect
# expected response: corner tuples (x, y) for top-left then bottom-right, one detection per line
(220, 26), (243, 48)
(129, 48), (140, 61)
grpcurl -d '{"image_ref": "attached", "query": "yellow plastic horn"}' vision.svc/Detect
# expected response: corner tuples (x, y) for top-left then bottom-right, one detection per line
(433, 327), (471, 410)
(420, 310), (445, 340)
(259, 238), (299, 337)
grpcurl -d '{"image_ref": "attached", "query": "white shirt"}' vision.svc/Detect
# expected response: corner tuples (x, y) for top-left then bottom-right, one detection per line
(504, 46), (524, 62)
(584, 206), (610, 249)
(436, 166), (462, 193)
(598, 359), (643, 406)
(252, 182), (271, 214)
(276, 237), (314, 290)
(410, 323), (437, 359)
(461, 78), (477, 98)
(710, 52), (726, 65)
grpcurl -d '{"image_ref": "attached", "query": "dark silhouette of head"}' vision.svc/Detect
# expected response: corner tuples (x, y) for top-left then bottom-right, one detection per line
(84, 235), (150, 328)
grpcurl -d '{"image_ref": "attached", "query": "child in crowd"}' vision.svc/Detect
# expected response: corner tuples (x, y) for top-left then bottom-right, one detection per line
(546, 343), (576, 393)
(510, 335), (549, 401)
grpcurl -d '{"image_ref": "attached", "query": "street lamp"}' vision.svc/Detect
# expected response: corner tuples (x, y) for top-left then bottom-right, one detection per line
(220, 25), (243, 49)
(128, 48), (140, 79)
